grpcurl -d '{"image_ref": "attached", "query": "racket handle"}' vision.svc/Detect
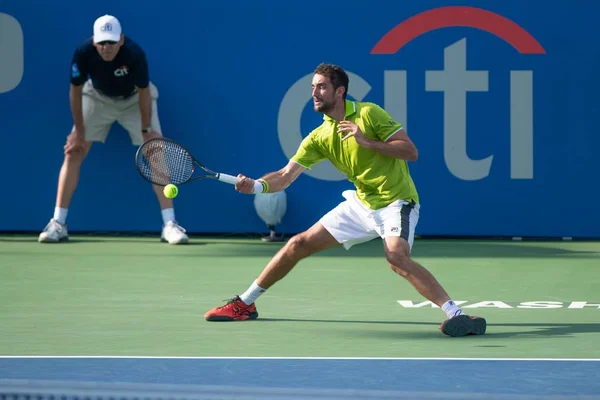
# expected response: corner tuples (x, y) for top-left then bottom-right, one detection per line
(217, 173), (265, 194)
(216, 173), (239, 185)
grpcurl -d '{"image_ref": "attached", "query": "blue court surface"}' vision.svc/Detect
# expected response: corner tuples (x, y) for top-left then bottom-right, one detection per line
(0, 357), (599, 399)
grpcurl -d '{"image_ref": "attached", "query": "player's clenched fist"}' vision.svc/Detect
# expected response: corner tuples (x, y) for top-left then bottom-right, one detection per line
(235, 174), (256, 194)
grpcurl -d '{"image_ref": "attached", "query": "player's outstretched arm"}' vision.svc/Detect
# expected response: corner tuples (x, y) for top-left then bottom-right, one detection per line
(234, 161), (306, 194)
(259, 161), (306, 192)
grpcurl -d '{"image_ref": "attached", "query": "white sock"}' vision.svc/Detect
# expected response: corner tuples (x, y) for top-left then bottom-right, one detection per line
(441, 300), (464, 319)
(239, 281), (266, 305)
(53, 208), (68, 225)
(161, 208), (175, 225)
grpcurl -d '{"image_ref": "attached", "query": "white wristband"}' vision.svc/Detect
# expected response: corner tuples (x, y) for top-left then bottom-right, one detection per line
(252, 180), (264, 194)
(252, 179), (268, 194)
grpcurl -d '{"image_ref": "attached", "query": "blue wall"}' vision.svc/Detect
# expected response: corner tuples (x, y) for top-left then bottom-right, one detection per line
(1, 0), (599, 237)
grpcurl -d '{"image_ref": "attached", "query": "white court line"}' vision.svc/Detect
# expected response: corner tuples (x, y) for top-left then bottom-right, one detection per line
(0, 356), (599, 361)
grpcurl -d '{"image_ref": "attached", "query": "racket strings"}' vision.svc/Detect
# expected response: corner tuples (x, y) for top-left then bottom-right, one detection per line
(137, 140), (194, 185)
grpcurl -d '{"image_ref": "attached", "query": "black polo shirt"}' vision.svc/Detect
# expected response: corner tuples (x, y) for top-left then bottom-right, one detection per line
(70, 36), (149, 98)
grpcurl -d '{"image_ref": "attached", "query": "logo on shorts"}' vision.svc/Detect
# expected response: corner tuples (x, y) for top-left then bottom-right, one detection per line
(114, 66), (129, 77)
(391, 227), (399, 232)
(71, 63), (80, 78)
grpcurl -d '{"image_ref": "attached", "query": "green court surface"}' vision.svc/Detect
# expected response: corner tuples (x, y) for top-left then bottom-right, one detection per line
(1, 235), (599, 358)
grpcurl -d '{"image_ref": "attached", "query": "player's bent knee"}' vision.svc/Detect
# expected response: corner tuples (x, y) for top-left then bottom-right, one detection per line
(284, 233), (316, 259)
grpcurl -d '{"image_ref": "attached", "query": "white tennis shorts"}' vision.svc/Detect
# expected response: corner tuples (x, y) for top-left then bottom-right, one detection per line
(77, 80), (162, 146)
(320, 190), (420, 251)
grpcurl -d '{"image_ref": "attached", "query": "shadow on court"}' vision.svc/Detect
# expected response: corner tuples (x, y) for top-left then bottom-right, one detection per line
(410, 241), (600, 259)
(1, 235), (599, 259)
(205, 238), (598, 259)
(258, 318), (600, 339)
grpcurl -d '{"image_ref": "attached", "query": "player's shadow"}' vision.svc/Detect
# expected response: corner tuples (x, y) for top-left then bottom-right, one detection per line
(258, 318), (600, 339)
(482, 322), (600, 339)
(378, 240), (599, 259)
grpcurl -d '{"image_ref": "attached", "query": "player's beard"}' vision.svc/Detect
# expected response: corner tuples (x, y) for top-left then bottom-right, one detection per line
(313, 97), (336, 114)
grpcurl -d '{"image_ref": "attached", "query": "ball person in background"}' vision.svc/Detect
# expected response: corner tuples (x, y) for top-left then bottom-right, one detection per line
(39, 15), (188, 245)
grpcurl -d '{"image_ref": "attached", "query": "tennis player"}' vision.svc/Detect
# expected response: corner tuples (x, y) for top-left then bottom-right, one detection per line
(204, 63), (486, 337)
(38, 15), (188, 245)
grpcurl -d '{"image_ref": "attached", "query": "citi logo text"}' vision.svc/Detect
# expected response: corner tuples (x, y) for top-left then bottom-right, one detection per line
(114, 66), (129, 77)
(278, 7), (546, 182)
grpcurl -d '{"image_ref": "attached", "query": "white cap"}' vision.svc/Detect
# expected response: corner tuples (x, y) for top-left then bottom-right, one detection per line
(93, 15), (122, 43)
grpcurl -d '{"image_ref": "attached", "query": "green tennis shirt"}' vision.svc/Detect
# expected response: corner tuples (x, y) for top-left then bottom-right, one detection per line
(291, 100), (419, 210)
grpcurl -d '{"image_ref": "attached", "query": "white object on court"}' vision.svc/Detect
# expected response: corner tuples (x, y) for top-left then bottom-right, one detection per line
(254, 191), (287, 242)
(254, 191), (287, 227)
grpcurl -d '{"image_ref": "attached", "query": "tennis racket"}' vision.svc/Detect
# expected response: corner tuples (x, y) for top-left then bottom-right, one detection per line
(135, 138), (260, 191)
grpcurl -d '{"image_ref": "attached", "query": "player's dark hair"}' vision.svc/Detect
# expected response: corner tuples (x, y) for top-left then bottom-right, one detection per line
(314, 63), (349, 100)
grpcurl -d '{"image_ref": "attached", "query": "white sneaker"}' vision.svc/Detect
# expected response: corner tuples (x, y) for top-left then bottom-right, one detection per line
(38, 219), (69, 243)
(161, 221), (189, 244)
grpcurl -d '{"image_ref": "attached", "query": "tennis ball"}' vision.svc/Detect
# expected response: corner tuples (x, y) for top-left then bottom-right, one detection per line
(163, 184), (178, 199)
